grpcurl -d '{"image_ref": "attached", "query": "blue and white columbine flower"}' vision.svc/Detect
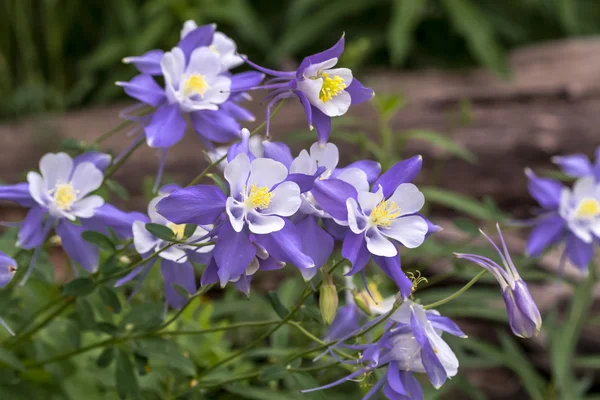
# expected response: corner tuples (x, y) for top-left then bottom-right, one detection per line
(118, 190), (214, 309)
(526, 168), (600, 272)
(180, 20), (244, 70)
(456, 224), (542, 338)
(224, 153), (301, 234)
(0, 152), (144, 282)
(0, 252), (17, 335)
(243, 36), (374, 143)
(306, 301), (465, 399)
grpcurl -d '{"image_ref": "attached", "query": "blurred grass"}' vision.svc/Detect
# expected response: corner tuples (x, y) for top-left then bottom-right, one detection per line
(1, 0), (598, 119)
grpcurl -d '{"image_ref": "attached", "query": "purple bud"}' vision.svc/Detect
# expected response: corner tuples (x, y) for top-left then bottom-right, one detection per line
(503, 281), (542, 338)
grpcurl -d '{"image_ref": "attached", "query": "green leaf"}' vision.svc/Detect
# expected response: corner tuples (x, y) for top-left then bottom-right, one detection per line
(403, 130), (477, 163)
(81, 231), (115, 251)
(373, 94), (405, 120)
(115, 350), (139, 399)
(137, 338), (196, 376)
(441, 0), (509, 78)
(388, 0), (427, 65)
(0, 348), (25, 371)
(96, 346), (114, 368)
(259, 365), (288, 382)
(75, 298), (96, 330)
(206, 173), (228, 195)
(171, 283), (191, 299)
(63, 278), (96, 297)
(421, 187), (502, 221)
(120, 302), (163, 332)
(145, 223), (175, 241)
(452, 217), (480, 236)
(183, 224), (198, 240)
(498, 332), (545, 400)
(98, 286), (122, 314)
(105, 179), (129, 200)
(268, 291), (289, 319)
(225, 384), (299, 400)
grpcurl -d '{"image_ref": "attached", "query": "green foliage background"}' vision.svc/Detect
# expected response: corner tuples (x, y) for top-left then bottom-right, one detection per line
(0, 0), (596, 119)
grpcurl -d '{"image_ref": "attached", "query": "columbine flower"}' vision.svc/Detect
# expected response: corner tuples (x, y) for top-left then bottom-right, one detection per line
(305, 301), (465, 399)
(526, 169), (600, 272)
(118, 22), (263, 150)
(310, 155), (432, 298)
(180, 20), (244, 70)
(455, 224), (542, 338)
(0, 152), (144, 282)
(552, 145), (600, 181)
(117, 188), (214, 308)
(243, 35), (374, 143)
(156, 154), (314, 286)
(0, 252), (17, 335)
(206, 129), (264, 171)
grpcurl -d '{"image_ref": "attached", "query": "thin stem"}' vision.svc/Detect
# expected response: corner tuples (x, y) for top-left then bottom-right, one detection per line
(186, 100), (287, 187)
(94, 120), (132, 144)
(423, 270), (487, 310)
(156, 284), (215, 331)
(104, 138), (144, 180)
(9, 298), (74, 346)
(287, 361), (340, 373)
(197, 371), (260, 389)
(287, 321), (355, 360)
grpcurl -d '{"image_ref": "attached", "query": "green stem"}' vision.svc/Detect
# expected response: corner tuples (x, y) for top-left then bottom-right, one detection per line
(186, 100), (287, 187)
(26, 319), (281, 368)
(287, 321), (355, 360)
(94, 120), (132, 144)
(9, 298), (74, 346)
(103, 139), (144, 180)
(197, 371), (260, 389)
(423, 270), (487, 309)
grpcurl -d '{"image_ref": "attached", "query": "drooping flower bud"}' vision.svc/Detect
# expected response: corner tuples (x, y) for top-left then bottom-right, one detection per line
(455, 223), (542, 338)
(320, 272), (339, 325)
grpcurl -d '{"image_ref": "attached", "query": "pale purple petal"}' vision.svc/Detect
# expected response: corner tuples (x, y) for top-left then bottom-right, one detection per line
(311, 106), (332, 144)
(263, 141), (293, 168)
(0, 252), (17, 288)
(388, 183), (425, 216)
(373, 254), (413, 300)
(248, 158), (288, 190)
(161, 259), (197, 309)
(346, 78), (374, 104)
(0, 183), (36, 207)
(123, 49), (164, 75)
(133, 220), (160, 254)
(214, 222), (256, 285)
(254, 220), (315, 270)
(526, 214), (565, 257)
(225, 153), (251, 200)
(565, 232), (594, 271)
(156, 185), (226, 225)
(426, 314), (467, 338)
(71, 195), (104, 219)
(39, 152), (73, 190)
(346, 198), (369, 234)
(73, 152), (112, 172)
(56, 220), (99, 272)
(342, 231), (370, 275)
(552, 154), (593, 178)
(336, 160), (381, 184)
(311, 179), (358, 221)
(70, 162), (104, 198)
(16, 206), (47, 249)
(116, 74), (165, 107)
(297, 35), (345, 78)
(525, 168), (563, 210)
(374, 156), (422, 198)
(145, 104), (187, 148)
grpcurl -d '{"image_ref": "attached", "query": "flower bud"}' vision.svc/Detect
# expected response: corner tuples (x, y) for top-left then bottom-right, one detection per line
(353, 290), (373, 316)
(320, 273), (338, 325)
(502, 280), (542, 338)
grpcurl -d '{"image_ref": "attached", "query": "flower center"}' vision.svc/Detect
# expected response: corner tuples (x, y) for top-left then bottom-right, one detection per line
(183, 74), (210, 97)
(574, 198), (600, 219)
(370, 200), (401, 228)
(319, 72), (346, 103)
(245, 184), (273, 209)
(51, 183), (77, 210)
(166, 222), (186, 240)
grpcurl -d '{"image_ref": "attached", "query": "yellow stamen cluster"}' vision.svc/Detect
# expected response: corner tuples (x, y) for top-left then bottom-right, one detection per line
(574, 198), (600, 219)
(319, 72), (346, 103)
(245, 184), (273, 209)
(183, 74), (209, 97)
(370, 200), (401, 228)
(52, 183), (77, 210)
(167, 222), (187, 240)
(407, 270), (428, 294)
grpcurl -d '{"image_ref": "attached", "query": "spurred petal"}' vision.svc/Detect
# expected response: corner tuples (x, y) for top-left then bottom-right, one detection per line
(123, 49), (164, 75)
(230, 71), (265, 91)
(296, 215), (334, 279)
(526, 214), (565, 257)
(311, 178), (358, 221)
(0, 183), (36, 207)
(346, 79), (374, 104)
(311, 106), (332, 144)
(145, 104), (187, 148)
(254, 220), (315, 270)
(565, 232), (594, 271)
(177, 23), (215, 61)
(116, 74), (165, 107)
(16, 206), (47, 249)
(342, 231), (370, 274)
(525, 168), (563, 210)
(157, 185), (226, 225)
(214, 223), (256, 285)
(82, 204), (147, 238)
(297, 35), (345, 78)
(552, 154), (593, 178)
(374, 156), (423, 198)
(56, 220), (99, 272)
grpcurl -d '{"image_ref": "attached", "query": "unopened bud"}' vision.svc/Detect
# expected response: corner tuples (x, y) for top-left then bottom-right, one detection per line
(119, 255), (131, 265)
(320, 272), (338, 325)
(353, 289), (372, 316)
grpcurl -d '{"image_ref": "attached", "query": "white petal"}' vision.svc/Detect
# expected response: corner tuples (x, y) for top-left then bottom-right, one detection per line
(337, 168), (369, 192)
(573, 176), (596, 198)
(212, 32), (243, 69)
(39, 152), (73, 190)
(148, 195), (170, 225)
(568, 220), (593, 243)
(302, 58), (338, 78)
(202, 75), (231, 104)
(187, 47), (222, 78)
(358, 187), (384, 216)
(246, 210), (285, 234)
(365, 227), (397, 257)
(324, 90), (351, 117)
(159, 246), (188, 263)
(388, 183), (425, 216)
(71, 195), (104, 218)
(161, 47), (185, 101)
(346, 198), (368, 234)
(290, 149), (317, 175)
(249, 136), (264, 158)
(310, 142), (339, 171)
(325, 67), (353, 87)
(226, 197), (246, 232)
(224, 153), (250, 200)
(71, 162), (104, 198)
(133, 220), (161, 254)
(180, 20), (198, 39)
(382, 215), (428, 248)
(27, 171), (49, 206)
(263, 182), (301, 216)
(248, 158), (288, 190)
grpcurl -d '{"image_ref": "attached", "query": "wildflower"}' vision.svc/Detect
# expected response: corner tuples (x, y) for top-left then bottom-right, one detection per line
(243, 35), (374, 143)
(455, 224), (542, 338)
(206, 129), (264, 170)
(118, 21), (263, 151)
(118, 188), (214, 308)
(156, 153), (314, 286)
(552, 145), (600, 181)
(526, 169), (600, 272)
(0, 252), (17, 335)
(0, 152), (145, 283)
(306, 301), (465, 399)
(311, 155), (432, 298)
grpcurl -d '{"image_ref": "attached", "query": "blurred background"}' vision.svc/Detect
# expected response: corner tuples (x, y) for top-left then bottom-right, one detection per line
(2, 0), (600, 399)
